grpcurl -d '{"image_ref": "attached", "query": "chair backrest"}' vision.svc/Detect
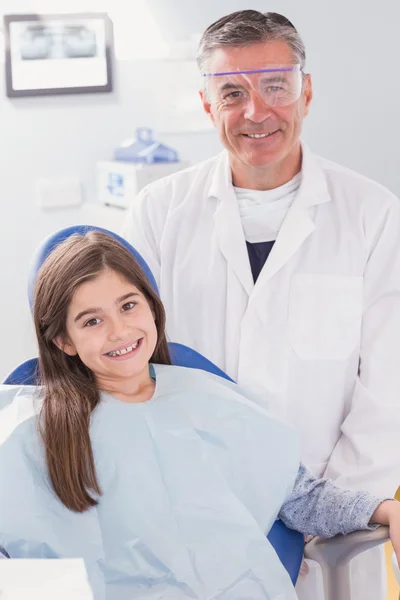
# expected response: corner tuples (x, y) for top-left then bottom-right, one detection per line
(5, 224), (304, 585)
(3, 358), (39, 386)
(3, 345), (232, 387)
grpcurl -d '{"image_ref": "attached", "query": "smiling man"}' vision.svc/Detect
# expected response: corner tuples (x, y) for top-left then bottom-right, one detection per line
(122, 10), (400, 600)
(201, 38), (310, 191)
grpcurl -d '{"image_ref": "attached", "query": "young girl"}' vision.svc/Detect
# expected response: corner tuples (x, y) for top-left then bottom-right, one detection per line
(0, 230), (399, 600)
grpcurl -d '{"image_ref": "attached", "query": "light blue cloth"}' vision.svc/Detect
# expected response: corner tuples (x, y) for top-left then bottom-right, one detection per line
(0, 365), (299, 600)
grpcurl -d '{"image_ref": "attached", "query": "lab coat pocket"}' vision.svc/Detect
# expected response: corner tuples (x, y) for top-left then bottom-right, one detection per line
(289, 274), (363, 360)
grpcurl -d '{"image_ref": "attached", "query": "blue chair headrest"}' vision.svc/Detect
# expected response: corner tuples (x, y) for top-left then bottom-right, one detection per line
(27, 225), (159, 310)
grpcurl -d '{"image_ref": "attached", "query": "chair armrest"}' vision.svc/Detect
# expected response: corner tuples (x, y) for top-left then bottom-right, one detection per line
(304, 526), (389, 600)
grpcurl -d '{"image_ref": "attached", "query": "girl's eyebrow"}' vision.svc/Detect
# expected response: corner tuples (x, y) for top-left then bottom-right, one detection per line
(73, 292), (139, 323)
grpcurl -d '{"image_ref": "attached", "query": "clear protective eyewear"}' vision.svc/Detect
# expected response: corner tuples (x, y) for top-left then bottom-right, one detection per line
(203, 64), (304, 108)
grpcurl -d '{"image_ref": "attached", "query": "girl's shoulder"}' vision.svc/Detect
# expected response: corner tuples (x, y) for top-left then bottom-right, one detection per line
(0, 385), (44, 463)
(152, 363), (238, 395)
(151, 363), (274, 419)
(0, 384), (42, 415)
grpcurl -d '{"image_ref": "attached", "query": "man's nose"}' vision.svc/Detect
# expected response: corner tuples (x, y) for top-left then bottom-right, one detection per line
(243, 90), (272, 123)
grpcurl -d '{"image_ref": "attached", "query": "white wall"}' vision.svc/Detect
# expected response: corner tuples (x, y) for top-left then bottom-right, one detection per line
(1, 0), (400, 379)
(0, 60), (221, 379)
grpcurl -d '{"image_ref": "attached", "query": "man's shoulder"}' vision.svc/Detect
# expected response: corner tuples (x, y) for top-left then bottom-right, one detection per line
(316, 154), (398, 205)
(142, 153), (221, 200)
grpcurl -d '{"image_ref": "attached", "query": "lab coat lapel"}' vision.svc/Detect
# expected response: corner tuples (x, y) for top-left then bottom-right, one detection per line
(210, 153), (254, 297)
(256, 206), (315, 284)
(254, 144), (332, 287)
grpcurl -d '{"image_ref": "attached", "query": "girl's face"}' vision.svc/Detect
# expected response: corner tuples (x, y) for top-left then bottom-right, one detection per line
(57, 268), (158, 393)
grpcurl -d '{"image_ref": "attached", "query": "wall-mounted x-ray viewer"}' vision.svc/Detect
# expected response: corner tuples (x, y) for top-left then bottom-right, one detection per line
(3, 12), (113, 98)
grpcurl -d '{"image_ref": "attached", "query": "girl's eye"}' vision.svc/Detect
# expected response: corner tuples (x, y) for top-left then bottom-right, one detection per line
(84, 317), (101, 327)
(121, 301), (136, 312)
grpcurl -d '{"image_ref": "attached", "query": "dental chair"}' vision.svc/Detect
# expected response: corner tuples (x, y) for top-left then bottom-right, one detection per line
(2, 225), (390, 599)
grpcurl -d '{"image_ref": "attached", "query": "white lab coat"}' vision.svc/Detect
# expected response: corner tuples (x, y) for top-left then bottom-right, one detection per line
(122, 143), (400, 600)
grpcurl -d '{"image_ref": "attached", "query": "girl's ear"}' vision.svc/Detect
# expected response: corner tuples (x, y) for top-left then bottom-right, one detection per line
(52, 336), (77, 356)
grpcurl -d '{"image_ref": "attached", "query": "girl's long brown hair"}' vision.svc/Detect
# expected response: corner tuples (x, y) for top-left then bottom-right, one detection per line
(33, 231), (171, 513)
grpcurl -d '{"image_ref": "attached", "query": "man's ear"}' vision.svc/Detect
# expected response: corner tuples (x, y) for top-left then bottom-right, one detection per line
(199, 89), (216, 126)
(53, 336), (77, 356)
(302, 73), (313, 118)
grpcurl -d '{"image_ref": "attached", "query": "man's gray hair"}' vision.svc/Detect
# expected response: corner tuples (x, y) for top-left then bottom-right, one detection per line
(197, 10), (306, 74)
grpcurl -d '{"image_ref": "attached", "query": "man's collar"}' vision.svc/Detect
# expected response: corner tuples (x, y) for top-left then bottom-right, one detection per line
(208, 142), (331, 208)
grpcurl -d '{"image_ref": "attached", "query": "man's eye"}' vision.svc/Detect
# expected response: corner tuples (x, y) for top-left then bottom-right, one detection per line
(84, 317), (101, 327)
(121, 301), (136, 312)
(225, 91), (243, 100)
(266, 86), (284, 93)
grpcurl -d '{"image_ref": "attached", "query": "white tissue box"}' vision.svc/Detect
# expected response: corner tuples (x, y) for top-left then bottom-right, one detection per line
(0, 558), (93, 600)
(97, 160), (190, 209)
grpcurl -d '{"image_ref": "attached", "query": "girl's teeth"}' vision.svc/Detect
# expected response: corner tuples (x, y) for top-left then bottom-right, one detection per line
(108, 341), (140, 357)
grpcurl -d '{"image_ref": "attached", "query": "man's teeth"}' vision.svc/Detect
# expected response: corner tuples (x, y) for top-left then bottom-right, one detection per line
(107, 341), (139, 357)
(246, 132), (273, 138)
